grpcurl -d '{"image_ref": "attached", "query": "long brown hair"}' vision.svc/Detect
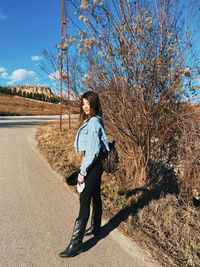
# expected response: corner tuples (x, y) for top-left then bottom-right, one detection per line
(80, 91), (102, 123)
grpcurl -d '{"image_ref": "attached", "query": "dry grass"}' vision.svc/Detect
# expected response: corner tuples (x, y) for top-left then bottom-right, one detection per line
(36, 119), (82, 179)
(133, 195), (200, 266)
(0, 93), (79, 116)
(36, 120), (200, 267)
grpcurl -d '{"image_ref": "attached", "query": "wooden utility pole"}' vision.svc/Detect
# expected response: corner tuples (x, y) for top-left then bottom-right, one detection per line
(59, 0), (71, 131)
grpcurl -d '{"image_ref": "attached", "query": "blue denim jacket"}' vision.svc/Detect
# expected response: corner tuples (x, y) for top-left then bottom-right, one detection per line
(74, 115), (110, 176)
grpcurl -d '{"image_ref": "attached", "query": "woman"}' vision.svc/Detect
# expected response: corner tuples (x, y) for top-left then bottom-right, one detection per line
(59, 91), (110, 258)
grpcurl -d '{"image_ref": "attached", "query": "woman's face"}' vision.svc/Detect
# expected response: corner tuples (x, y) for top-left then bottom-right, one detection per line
(82, 98), (90, 115)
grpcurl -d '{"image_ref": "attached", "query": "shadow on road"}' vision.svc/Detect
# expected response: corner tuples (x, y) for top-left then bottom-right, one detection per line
(0, 117), (57, 121)
(0, 121), (51, 128)
(0, 116), (61, 128)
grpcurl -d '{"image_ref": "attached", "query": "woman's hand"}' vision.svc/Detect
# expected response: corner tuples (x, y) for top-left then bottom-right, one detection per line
(78, 173), (85, 184)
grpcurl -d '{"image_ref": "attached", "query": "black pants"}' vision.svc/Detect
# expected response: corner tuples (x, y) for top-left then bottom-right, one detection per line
(78, 158), (103, 222)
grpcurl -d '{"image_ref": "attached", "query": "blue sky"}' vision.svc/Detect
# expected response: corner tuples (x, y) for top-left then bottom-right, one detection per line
(0, 0), (76, 92)
(0, 0), (199, 100)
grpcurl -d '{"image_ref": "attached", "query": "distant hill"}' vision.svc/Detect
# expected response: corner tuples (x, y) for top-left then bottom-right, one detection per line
(8, 85), (54, 96)
(0, 93), (79, 116)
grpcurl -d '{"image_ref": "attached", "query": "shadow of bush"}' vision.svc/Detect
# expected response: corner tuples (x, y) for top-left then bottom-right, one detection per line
(104, 160), (179, 232)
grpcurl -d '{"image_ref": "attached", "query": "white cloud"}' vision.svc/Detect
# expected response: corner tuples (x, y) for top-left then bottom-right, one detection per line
(49, 71), (60, 81)
(6, 69), (38, 85)
(0, 72), (8, 79)
(0, 67), (8, 78)
(0, 67), (6, 72)
(31, 56), (42, 62)
(49, 70), (68, 83)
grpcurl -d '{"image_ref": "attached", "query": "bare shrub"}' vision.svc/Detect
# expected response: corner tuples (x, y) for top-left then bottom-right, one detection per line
(69, 0), (200, 201)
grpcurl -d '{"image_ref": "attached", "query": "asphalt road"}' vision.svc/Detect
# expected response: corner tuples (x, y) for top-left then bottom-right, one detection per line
(0, 116), (160, 267)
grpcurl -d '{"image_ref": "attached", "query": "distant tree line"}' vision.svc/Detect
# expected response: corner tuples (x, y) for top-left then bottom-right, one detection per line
(0, 86), (60, 104)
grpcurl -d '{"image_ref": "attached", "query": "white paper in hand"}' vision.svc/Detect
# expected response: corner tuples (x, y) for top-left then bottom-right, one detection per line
(77, 182), (85, 193)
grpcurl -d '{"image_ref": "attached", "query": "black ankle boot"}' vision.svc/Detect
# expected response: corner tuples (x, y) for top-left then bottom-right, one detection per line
(84, 226), (100, 236)
(59, 218), (87, 258)
(84, 209), (101, 237)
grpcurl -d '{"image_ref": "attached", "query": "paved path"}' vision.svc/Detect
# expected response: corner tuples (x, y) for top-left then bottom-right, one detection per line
(0, 116), (160, 267)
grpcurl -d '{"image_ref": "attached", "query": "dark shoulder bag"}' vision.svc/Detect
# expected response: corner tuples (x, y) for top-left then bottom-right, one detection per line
(102, 141), (118, 174)
(66, 170), (79, 186)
